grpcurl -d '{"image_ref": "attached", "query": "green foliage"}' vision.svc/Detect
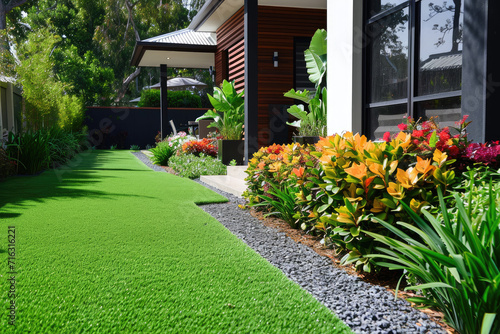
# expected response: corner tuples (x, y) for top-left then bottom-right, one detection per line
(168, 90), (202, 108)
(16, 28), (85, 131)
(284, 87), (327, 137)
(6, 130), (50, 175)
(366, 187), (500, 334)
(138, 89), (202, 108)
(196, 80), (245, 140)
(130, 145), (141, 151)
(5, 127), (87, 174)
(169, 153), (226, 179)
(54, 48), (115, 106)
(150, 141), (175, 166)
(46, 127), (87, 167)
(138, 89), (161, 107)
(284, 29), (327, 137)
(254, 183), (300, 229)
(305, 29), (327, 89)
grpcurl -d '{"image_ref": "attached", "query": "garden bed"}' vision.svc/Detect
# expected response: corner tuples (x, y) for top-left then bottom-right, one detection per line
(135, 151), (449, 333)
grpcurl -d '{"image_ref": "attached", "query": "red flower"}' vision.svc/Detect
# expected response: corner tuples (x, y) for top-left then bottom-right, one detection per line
(438, 129), (451, 142)
(398, 123), (408, 131)
(412, 130), (425, 138)
(383, 132), (391, 142)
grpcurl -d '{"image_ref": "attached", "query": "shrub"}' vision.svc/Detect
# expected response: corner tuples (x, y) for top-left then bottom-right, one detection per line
(6, 127), (88, 174)
(138, 90), (160, 107)
(168, 153), (226, 179)
(150, 141), (175, 166)
(6, 130), (50, 174)
(138, 90), (202, 108)
(46, 127), (87, 167)
(181, 138), (218, 157)
(244, 143), (319, 230)
(130, 145), (141, 151)
(366, 186), (500, 334)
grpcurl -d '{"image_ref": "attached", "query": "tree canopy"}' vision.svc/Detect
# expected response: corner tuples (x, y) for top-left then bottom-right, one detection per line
(1, 0), (208, 111)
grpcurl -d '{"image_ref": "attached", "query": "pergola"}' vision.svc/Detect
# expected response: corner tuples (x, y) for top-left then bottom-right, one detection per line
(130, 28), (217, 139)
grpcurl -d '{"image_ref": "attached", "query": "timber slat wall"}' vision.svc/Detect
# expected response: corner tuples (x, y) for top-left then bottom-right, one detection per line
(216, 8), (244, 86)
(215, 6), (326, 147)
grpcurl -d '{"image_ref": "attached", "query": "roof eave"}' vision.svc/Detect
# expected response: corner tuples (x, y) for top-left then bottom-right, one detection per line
(188, 0), (225, 31)
(130, 41), (217, 67)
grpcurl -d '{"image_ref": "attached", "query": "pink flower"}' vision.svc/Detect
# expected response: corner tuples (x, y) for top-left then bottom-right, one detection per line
(458, 115), (469, 125)
(398, 123), (408, 131)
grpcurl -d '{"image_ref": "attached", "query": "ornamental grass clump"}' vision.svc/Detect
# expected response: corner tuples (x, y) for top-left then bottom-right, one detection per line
(366, 185), (500, 334)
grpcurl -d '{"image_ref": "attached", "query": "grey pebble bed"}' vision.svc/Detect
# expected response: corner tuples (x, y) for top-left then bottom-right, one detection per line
(133, 152), (446, 334)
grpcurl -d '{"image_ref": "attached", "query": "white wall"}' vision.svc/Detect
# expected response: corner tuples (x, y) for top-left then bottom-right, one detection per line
(327, 0), (363, 135)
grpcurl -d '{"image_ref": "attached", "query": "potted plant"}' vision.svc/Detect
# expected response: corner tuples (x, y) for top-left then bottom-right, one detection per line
(284, 29), (327, 144)
(196, 80), (245, 165)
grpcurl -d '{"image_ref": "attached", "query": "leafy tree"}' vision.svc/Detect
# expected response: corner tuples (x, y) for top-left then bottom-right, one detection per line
(16, 28), (84, 130)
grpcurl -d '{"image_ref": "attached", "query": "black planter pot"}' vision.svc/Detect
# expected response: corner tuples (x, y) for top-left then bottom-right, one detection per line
(293, 136), (320, 145)
(217, 139), (245, 165)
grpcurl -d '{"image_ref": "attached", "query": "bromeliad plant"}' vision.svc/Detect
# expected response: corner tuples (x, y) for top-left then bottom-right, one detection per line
(196, 80), (245, 140)
(366, 185), (500, 334)
(284, 29), (327, 137)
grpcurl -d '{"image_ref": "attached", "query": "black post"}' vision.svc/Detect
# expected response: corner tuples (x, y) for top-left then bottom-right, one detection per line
(160, 64), (169, 139)
(244, 0), (259, 163)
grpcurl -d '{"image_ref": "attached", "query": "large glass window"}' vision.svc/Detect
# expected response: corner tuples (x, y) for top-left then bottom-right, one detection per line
(418, 0), (463, 95)
(367, 0), (407, 17)
(364, 0), (463, 140)
(367, 7), (409, 103)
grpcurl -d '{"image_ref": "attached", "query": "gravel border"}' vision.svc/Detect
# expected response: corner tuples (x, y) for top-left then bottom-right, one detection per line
(132, 152), (446, 334)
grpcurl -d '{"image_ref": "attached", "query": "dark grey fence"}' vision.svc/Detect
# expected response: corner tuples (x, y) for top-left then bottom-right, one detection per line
(85, 107), (209, 149)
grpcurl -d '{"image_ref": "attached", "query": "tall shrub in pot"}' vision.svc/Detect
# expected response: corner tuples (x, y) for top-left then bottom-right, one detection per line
(196, 80), (245, 164)
(284, 29), (327, 141)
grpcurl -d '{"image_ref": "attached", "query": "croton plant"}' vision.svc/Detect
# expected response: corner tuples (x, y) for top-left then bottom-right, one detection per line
(244, 115), (500, 272)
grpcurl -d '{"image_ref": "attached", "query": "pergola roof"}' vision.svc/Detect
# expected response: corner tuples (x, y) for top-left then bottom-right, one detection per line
(130, 29), (217, 68)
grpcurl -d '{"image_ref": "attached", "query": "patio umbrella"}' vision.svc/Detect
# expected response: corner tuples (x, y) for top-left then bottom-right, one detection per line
(145, 77), (207, 91)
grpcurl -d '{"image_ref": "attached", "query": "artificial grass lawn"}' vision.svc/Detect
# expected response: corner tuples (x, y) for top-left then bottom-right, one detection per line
(0, 150), (351, 333)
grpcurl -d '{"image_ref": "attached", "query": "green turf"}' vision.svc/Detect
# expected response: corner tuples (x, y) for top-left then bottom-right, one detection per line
(0, 150), (351, 333)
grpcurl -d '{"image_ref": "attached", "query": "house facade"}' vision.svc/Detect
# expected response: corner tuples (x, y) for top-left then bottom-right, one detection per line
(132, 0), (499, 161)
(329, 0), (500, 143)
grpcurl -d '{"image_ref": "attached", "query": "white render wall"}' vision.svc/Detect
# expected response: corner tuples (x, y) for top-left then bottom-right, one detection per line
(327, 0), (363, 135)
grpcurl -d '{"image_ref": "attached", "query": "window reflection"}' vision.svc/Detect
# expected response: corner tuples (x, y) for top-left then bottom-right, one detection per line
(368, 0), (408, 17)
(418, 0), (463, 95)
(416, 97), (462, 130)
(368, 7), (409, 103)
(367, 104), (407, 140)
